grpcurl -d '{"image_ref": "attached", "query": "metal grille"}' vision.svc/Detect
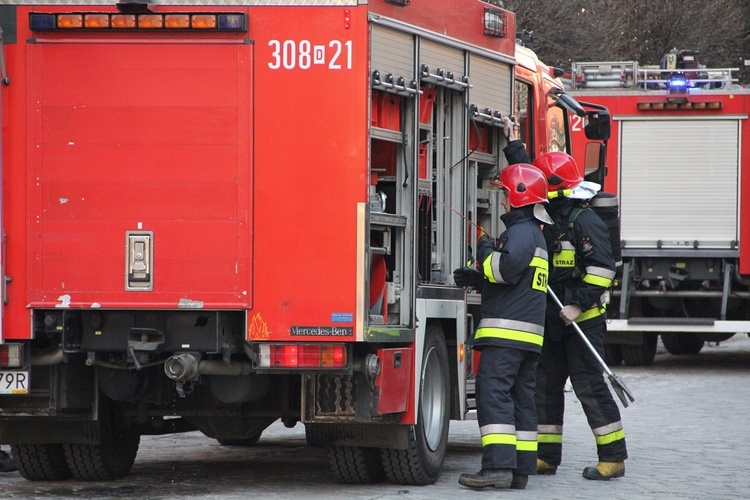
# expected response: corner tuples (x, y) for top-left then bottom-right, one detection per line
(315, 374), (356, 416)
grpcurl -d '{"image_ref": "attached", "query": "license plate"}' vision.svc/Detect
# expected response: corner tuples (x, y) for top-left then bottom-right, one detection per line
(0, 370), (29, 394)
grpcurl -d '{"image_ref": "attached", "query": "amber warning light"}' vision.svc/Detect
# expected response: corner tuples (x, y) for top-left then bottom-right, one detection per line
(30, 12), (246, 31)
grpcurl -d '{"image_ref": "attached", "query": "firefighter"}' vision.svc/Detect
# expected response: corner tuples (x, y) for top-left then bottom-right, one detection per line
(532, 151), (628, 481)
(0, 447), (17, 473)
(454, 163), (552, 490)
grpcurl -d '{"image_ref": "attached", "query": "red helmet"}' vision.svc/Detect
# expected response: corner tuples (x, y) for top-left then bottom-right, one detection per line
(533, 152), (582, 191)
(490, 164), (549, 208)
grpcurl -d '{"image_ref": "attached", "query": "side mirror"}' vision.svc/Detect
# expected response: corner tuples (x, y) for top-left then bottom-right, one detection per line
(584, 110), (611, 141)
(548, 88), (587, 117)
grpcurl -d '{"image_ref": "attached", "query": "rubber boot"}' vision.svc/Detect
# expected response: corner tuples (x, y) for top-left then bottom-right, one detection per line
(582, 461), (625, 481)
(511, 474), (528, 490)
(458, 468), (513, 489)
(537, 458), (557, 475)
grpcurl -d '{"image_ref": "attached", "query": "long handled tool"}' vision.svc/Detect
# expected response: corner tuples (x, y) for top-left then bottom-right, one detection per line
(547, 286), (636, 408)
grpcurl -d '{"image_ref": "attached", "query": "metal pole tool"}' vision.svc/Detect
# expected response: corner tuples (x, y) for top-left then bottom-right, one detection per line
(547, 286), (636, 408)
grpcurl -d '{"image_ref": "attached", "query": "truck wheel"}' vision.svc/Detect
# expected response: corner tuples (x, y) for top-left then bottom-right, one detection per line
(661, 333), (704, 355)
(63, 400), (140, 480)
(603, 344), (624, 366)
(11, 443), (72, 481)
(327, 446), (385, 484)
(381, 322), (449, 485)
(621, 333), (657, 366)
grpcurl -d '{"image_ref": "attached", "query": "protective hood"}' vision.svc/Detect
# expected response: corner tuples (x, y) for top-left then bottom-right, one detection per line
(567, 181), (601, 200)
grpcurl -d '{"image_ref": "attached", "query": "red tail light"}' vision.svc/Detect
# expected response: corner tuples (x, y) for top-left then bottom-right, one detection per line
(0, 344), (24, 368)
(258, 343), (348, 370)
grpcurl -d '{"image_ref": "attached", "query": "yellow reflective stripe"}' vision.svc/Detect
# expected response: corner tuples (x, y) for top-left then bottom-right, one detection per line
(538, 434), (563, 444)
(516, 440), (538, 452)
(553, 249), (576, 268)
(531, 255), (549, 292)
(548, 189), (571, 200)
(530, 256), (548, 270)
(576, 304), (606, 322)
(583, 273), (613, 287)
(595, 429), (625, 446)
(475, 327), (543, 347)
(482, 253), (506, 284)
(482, 434), (517, 447)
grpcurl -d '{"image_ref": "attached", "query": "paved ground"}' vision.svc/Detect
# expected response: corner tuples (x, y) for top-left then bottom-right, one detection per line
(2, 334), (749, 499)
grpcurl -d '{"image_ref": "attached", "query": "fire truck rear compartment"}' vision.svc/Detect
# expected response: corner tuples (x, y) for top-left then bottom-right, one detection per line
(30, 39), (250, 308)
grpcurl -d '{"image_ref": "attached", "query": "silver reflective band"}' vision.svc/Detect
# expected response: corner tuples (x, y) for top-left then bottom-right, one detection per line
(480, 423), (516, 436)
(585, 266), (616, 280)
(487, 253), (508, 283)
(516, 430), (538, 441)
(538, 424), (563, 434)
(592, 421), (623, 436)
(591, 196), (618, 207)
(477, 318), (545, 336)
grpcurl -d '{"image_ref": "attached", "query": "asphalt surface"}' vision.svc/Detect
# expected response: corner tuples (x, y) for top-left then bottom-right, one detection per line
(2, 334), (749, 499)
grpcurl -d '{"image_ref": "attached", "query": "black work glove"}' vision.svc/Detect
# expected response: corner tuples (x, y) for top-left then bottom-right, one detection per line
(453, 267), (484, 288)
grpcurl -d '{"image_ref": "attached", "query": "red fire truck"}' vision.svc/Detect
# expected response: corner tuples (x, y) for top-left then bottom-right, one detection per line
(0, 0), (606, 484)
(569, 55), (750, 366)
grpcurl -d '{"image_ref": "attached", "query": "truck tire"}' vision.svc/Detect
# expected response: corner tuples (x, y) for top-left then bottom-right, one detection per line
(327, 446), (385, 484)
(11, 443), (72, 481)
(661, 333), (704, 355)
(603, 344), (624, 366)
(621, 333), (657, 366)
(381, 322), (449, 485)
(63, 400), (140, 480)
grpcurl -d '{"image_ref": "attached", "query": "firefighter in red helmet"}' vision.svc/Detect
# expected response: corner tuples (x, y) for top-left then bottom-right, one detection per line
(454, 163), (551, 490)
(532, 151), (627, 481)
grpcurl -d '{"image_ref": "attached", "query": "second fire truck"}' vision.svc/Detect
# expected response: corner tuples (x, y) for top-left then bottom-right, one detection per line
(570, 52), (750, 366)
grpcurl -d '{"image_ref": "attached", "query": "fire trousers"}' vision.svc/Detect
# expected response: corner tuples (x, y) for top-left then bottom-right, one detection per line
(535, 319), (628, 465)
(475, 346), (540, 475)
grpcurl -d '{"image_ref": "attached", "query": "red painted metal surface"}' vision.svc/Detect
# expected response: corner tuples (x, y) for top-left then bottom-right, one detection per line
(27, 39), (251, 309)
(370, 0), (515, 56)
(247, 6), (369, 342)
(374, 347), (413, 414)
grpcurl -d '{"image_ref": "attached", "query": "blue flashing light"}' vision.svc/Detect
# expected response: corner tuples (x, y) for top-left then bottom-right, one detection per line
(29, 13), (56, 31)
(668, 75), (688, 92)
(217, 14), (246, 30)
